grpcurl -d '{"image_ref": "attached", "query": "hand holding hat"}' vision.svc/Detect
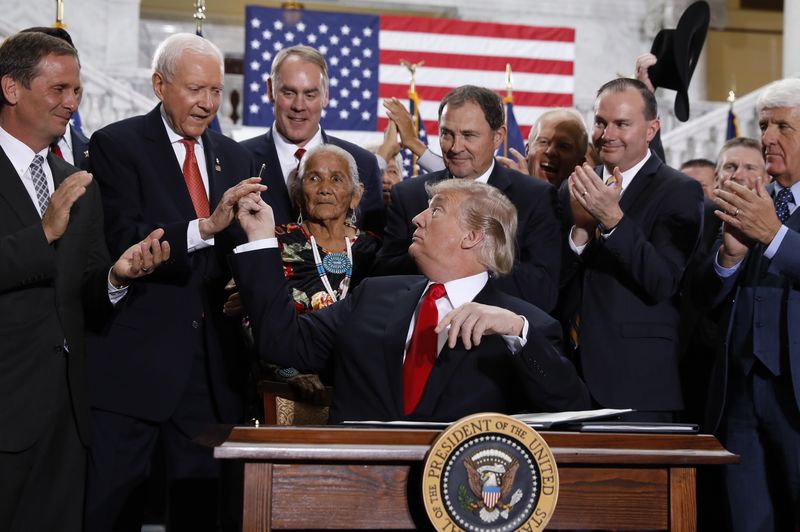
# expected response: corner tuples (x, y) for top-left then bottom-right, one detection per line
(646, 1), (710, 122)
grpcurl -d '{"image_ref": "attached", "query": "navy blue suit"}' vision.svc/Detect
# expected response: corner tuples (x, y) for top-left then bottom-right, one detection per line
(233, 248), (591, 422)
(372, 163), (562, 313)
(70, 124), (89, 168)
(560, 154), (704, 413)
(84, 106), (254, 531)
(240, 127), (385, 233)
(697, 182), (800, 530)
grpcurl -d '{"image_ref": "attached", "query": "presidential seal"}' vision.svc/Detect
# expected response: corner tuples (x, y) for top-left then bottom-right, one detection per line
(422, 413), (558, 531)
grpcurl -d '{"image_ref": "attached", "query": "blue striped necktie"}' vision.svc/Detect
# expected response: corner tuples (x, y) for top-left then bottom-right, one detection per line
(29, 154), (50, 216)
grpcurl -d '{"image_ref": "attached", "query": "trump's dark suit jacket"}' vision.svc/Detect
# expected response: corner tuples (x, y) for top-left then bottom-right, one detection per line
(0, 150), (111, 451)
(561, 153), (704, 411)
(372, 163), (562, 313)
(233, 248), (590, 423)
(240, 127), (385, 233)
(86, 105), (253, 424)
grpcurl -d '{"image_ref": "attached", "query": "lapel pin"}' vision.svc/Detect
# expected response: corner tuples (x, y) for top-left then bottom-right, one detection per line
(215, 158), (222, 172)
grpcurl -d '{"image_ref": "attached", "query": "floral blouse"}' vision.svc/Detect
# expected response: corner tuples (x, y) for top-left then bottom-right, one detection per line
(276, 223), (381, 314)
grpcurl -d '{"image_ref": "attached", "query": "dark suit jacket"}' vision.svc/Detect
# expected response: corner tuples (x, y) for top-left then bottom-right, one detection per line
(560, 153), (704, 411)
(70, 124), (89, 169)
(233, 248), (590, 423)
(697, 183), (800, 432)
(0, 150), (111, 451)
(86, 105), (254, 423)
(240, 128), (385, 233)
(372, 163), (562, 313)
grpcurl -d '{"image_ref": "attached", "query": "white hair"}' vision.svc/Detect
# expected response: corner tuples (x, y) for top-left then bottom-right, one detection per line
(151, 33), (224, 82)
(757, 78), (800, 112)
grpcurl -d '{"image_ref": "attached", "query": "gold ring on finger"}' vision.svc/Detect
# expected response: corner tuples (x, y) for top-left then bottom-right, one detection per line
(733, 208), (740, 218)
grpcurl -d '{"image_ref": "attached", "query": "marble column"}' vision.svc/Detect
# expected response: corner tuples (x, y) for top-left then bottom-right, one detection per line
(784, 0), (800, 77)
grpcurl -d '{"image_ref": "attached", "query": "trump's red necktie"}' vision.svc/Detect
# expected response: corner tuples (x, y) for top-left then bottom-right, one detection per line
(179, 139), (210, 218)
(403, 283), (447, 415)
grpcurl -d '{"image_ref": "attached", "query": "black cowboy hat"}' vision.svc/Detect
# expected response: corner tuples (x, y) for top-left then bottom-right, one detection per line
(647, 1), (710, 122)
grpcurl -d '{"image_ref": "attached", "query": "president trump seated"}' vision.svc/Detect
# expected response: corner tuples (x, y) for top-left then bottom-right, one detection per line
(232, 179), (590, 422)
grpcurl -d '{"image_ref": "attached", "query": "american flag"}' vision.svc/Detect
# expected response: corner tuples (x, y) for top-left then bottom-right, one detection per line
(498, 97), (526, 158)
(403, 89), (428, 178)
(243, 6), (575, 139)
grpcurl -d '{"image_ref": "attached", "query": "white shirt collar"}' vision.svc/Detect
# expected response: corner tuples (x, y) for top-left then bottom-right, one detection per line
(472, 160), (495, 184)
(0, 125), (48, 176)
(159, 112), (205, 149)
(272, 122), (324, 182)
(60, 125), (74, 152)
(428, 271), (489, 309)
(602, 150), (651, 193)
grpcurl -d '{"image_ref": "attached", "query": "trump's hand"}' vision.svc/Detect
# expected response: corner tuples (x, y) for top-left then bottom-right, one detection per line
(436, 303), (525, 350)
(236, 192), (275, 241)
(110, 228), (171, 287)
(199, 177), (267, 240)
(42, 171), (93, 243)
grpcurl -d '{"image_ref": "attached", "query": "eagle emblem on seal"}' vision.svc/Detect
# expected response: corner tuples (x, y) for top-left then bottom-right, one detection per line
(460, 449), (524, 523)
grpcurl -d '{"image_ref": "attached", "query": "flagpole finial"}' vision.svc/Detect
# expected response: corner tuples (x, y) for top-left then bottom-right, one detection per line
(727, 89), (736, 104)
(193, 0), (207, 36)
(400, 59), (424, 94)
(54, 0), (65, 28)
(505, 63), (513, 100)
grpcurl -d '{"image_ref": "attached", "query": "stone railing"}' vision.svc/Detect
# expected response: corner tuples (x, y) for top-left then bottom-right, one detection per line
(660, 89), (765, 168)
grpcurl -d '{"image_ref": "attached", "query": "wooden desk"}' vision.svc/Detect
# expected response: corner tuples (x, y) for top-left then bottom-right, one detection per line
(211, 425), (736, 531)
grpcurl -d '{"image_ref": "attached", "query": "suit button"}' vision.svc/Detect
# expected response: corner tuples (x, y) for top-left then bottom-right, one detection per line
(192, 320), (200, 329)
(755, 296), (763, 302)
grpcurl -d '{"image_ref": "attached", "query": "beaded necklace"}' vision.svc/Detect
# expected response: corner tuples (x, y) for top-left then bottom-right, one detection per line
(309, 234), (353, 302)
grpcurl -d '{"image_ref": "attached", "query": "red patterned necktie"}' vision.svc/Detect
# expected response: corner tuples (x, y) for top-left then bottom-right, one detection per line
(403, 283), (447, 415)
(50, 143), (64, 159)
(294, 147), (306, 166)
(179, 139), (210, 218)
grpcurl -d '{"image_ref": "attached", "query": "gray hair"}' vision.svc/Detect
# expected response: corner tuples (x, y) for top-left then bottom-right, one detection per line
(151, 33), (224, 82)
(289, 144), (360, 214)
(270, 45), (329, 100)
(757, 78), (800, 112)
(426, 179), (517, 276)
(530, 107), (589, 157)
